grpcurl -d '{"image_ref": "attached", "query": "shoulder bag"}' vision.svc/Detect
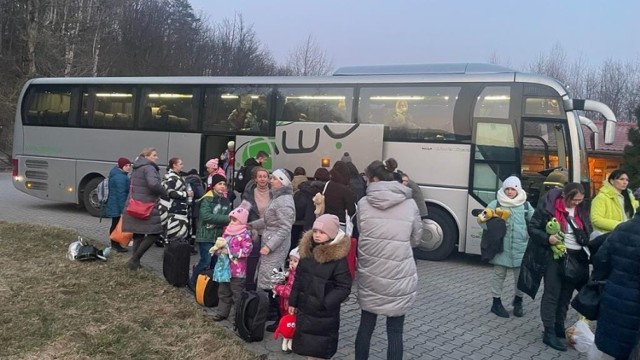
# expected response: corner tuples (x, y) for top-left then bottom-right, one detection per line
(126, 179), (155, 220)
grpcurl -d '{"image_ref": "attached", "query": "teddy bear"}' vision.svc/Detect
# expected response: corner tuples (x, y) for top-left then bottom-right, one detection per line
(546, 218), (567, 259)
(312, 192), (325, 216)
(477, 207), (510, 223)
(273, 313), (296, 353)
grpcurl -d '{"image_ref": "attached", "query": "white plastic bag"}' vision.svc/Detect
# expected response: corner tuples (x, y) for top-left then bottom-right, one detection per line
(571, 318), (594, 353)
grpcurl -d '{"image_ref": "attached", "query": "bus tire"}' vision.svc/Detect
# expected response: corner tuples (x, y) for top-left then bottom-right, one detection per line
(413, 206), (457, 261)
(82, 177), (104, 217)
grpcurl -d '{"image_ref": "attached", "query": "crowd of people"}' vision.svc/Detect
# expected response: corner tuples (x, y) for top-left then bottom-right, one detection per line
(104, 143), (640, 359)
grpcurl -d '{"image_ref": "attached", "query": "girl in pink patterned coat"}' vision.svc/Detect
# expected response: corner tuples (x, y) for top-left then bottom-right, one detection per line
(211, 201), (254, 321)
(274, 247), (300, 318)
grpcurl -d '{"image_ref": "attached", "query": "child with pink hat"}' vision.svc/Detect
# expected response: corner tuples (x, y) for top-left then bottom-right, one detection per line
(211, 200), (254, 321)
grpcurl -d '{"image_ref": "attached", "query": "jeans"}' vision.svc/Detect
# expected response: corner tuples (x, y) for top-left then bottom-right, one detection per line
(355, 310), (405, 360)
(190, 242), (213, 285)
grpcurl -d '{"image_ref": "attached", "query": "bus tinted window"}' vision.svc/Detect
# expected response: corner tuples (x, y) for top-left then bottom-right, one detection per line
(139, 87), (199, 131)
(25, 86), (76, 126)
(82, 87), (135, 129)
(473, 86), (510, 119)
(204, 86), (271, 134)
(524, 98), (563, 117)
(358, 86), (460, 141)
(276, 87), (353, 123)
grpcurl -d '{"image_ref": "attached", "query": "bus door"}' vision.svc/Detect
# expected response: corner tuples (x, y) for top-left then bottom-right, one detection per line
(466, 85), (520, 255)
(201, 134), (235, 175)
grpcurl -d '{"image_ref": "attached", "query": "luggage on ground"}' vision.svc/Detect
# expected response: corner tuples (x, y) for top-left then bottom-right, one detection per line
(162, 238), (191, 287)
(195, 271), (219, 307)
(234, 289), (269, 342)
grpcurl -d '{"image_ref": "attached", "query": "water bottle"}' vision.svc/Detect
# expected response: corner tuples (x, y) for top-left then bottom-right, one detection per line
(186, 183), (193, 205)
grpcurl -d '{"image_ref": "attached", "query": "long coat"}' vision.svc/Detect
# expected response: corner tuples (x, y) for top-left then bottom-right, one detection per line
(593, 212), (640, 359)
(591, 181), (639, 234)
(105, 166), (129, 218)
(249, 185), (295, 289)
(323, 180), (356, 223)
(289, 230), (352, 359)
(485, 200), (533, 268)
(121, 158), (165, 235)
(356, 181), (422, 317)
(517, 188), (592, 299)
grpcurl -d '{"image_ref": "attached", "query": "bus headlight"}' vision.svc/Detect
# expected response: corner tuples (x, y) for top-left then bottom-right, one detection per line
(25, 181), (33, 189)
(66, 186), (74, 192)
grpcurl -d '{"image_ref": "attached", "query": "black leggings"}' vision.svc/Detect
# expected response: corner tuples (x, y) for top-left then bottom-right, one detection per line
(109, 217), (120, 236)
(355, 309), (405, 360)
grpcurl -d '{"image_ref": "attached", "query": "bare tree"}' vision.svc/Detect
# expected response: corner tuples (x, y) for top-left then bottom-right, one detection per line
(286, 34), (333, 76)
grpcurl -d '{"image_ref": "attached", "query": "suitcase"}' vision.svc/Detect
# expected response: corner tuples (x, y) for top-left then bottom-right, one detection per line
(195, 271), (219, 307)
(162, 238), (191, 287)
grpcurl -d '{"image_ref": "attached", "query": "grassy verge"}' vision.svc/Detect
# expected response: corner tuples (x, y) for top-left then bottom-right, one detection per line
(0, 221), (256, 360)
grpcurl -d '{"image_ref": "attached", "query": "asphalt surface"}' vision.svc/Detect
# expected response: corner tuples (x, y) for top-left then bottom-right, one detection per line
(0, 172), (587, 359)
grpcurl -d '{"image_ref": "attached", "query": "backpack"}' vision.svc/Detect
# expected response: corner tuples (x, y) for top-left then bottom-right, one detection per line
(97, 178), (109, 205)
(195, 271), (219, 307)
(234, 289), (269, 342)
(233, 166), (249, 193)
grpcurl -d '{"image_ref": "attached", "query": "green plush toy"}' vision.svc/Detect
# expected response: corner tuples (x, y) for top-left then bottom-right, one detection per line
(546, 218), (567, 259)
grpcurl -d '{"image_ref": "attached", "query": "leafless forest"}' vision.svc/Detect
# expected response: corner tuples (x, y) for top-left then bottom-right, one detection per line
(0, 0), (637, 155)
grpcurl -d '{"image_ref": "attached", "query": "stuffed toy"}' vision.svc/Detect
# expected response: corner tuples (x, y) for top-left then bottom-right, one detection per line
(208, 237), (227, 254)
(477, 207), (510, 223)
(546, 218), (567, 259)
(312, 192), (325, 216)
(273, 313), (296, 353)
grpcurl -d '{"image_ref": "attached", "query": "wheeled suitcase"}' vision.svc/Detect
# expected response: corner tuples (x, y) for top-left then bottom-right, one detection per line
(162, 238), (191, 287)
(195, 270), (219, 307)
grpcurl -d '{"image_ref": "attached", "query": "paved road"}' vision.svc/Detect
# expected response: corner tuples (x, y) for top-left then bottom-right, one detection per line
(0, 172), (586, 359)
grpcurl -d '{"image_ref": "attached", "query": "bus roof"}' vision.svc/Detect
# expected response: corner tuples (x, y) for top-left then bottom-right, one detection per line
(25, 64), (569, 97)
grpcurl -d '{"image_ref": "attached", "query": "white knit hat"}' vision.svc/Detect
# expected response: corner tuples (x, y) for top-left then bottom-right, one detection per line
(272, 169), (291, 187)
(501, 176), (522, 191)
(289, 247), (300, 259)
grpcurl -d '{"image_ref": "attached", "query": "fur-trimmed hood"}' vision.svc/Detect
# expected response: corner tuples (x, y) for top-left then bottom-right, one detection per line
(298, 229), (350, 263)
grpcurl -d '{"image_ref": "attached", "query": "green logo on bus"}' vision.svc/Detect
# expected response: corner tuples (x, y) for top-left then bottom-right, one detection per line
(240, 137), (276, 170)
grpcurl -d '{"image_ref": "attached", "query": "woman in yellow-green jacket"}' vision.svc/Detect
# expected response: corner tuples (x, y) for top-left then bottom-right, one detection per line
(591, 170), (638, 238)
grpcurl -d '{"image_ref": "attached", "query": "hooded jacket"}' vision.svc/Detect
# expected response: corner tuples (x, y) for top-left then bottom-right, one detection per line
(356, 180), (422, 317)
(485, 199), (533, 267)
(121, 157), (165, 234)
(105, 166), (130, 218)
(289, 230), (352, 359)
(593, 212), (640, 359)
(195, 190), (231, 243)
(591, 181), (638, 234)
(249, 185), (295, 290)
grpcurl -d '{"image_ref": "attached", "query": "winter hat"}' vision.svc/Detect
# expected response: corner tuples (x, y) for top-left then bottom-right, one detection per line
(210, 173), (227, 187)
(227, 140), (235, 149)
(273, 314), (296, 340)
(229, 200), (252, 225)
(272, 169), (291, 187)
(314, 167), (331, 181)
(341, 152), (352, 163)
(501, 176), (522, 191)
(313, 214), (340, 239)
(187, 168), (198, 176)
(117, 157), (132, 169)
(330, 161), (350, 185)
(289, 247), (300, 259)
(206, 158), (219, 169)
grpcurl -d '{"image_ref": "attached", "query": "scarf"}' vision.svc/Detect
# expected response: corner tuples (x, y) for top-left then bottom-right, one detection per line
(496, 188), (527, 208)
(554, 197), (584, 232)
(254, 186), (270, 218)
(224, 224), (247, 236)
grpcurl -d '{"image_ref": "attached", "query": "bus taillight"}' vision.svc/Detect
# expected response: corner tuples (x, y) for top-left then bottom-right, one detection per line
(11, 159), (18, 178)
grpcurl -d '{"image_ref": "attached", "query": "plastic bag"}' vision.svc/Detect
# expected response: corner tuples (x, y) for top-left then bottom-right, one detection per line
(570, 318), (594, 353)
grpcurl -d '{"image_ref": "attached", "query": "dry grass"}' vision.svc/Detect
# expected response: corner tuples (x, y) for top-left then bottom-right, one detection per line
(0, 221), (257, 360)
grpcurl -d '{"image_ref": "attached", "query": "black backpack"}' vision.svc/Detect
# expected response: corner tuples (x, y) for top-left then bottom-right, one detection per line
(233, 165), (249, 193)
(234, 289), (269, 342)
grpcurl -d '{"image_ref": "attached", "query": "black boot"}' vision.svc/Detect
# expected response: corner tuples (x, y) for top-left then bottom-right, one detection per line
(543, 327), (567, 351)
(555, 323), (566, 338)
(111, 241), (128, 253)
(127, 236), (156, 270)
(512, 296), (523, 317)
(490, 297), (509, 318)
(266, 320), (278, 333)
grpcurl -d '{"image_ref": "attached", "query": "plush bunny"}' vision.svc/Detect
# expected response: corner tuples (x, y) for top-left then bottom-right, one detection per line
(312, 192), (325, 216)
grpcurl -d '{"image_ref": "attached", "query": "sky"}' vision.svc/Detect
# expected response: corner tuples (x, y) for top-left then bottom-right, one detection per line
(188, 0), (640, 72)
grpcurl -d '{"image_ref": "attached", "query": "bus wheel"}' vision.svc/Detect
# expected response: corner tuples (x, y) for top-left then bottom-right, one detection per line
(413, 206), (457, 261)
(82, 177), (104, 217)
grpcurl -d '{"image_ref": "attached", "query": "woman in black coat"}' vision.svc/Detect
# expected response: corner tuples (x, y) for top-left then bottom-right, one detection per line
(288, 214), (352, 359)
(517, 183), (591, 352)
(591, 211), (640, 359)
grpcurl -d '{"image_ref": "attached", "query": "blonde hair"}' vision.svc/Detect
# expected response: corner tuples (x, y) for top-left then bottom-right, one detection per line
(139, 147), (157, 158)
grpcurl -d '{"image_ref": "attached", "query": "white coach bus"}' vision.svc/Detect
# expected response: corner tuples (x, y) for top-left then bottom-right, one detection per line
(11, 63), (617, 260)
